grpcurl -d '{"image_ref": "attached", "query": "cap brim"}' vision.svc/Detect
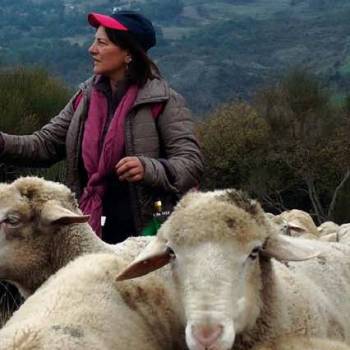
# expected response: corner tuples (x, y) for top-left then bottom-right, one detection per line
(88, 12), (128, 31)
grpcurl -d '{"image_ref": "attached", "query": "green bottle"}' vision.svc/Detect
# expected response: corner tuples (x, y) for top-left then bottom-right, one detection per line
(141, 200), (165, 236)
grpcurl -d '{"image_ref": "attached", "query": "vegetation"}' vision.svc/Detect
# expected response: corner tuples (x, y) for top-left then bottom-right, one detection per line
(0, 68), (71, 133)
(1, 0), (350, 113)
(139, 0), (184, 21)
(0, 67), (71, 183)
(198, 69), (350, 224)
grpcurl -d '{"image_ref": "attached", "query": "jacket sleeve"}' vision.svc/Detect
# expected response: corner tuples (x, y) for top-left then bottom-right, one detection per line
(0, 91), (80, 167)
(138, 89), (204, 194)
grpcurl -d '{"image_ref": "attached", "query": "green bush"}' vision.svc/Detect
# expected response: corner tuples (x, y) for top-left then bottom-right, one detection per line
(0, 66), (71, 182)
(198, 70), (350, 223)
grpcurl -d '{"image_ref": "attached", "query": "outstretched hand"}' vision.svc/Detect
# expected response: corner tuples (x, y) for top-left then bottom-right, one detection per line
(115, 157), (145, 182)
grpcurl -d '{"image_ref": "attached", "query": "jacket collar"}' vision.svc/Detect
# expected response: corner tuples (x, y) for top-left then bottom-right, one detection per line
(80, 76), (169, 107)
(133, 78), (170, 107)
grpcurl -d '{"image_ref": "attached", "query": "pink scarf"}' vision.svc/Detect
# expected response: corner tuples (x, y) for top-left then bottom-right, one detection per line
(79, 85), (139, 236)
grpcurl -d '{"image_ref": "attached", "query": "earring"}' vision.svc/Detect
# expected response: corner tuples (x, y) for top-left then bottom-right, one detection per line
(125, 57), (132, 72)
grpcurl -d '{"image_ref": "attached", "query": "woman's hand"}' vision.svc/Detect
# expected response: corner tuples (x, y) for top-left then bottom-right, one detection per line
(115, 157), (145, 182)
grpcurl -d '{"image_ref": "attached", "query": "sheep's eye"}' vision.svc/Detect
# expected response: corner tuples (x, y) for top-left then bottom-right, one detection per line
(4, 215), (21, 227)
(166, 246), (176, 259)
(248, 246), (261, 260)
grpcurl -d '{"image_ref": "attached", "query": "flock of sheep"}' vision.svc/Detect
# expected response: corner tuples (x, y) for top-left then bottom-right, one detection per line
(0, 176), (350, 349)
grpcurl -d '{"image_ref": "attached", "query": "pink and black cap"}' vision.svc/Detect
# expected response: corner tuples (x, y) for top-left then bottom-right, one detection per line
(88, 10), (156, 51)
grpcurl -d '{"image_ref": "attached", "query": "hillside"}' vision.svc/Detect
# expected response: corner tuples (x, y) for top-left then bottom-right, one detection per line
(1, 0), (350, 114)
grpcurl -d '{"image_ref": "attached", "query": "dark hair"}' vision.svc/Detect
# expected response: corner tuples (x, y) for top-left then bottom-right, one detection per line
(105, 28), (160, 87)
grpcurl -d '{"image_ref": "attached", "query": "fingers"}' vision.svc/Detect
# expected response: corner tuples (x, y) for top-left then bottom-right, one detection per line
(119, 166), (141, 181)
(115, 157), (144, 182)
(119, 167), (143, 182)
(115, 156), (132, 171)
(115, 157), (139, 176)
(124, 173), (143, 182)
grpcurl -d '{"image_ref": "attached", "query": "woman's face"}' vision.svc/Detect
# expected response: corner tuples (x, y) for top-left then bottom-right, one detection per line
(88, 26), (130, 81)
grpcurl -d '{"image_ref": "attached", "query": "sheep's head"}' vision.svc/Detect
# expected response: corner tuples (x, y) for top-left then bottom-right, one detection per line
(317, 221), (339, 237)
(0, 177), (89, 295)
(278, 209), (319, 238)
(117, 189), (322, 350)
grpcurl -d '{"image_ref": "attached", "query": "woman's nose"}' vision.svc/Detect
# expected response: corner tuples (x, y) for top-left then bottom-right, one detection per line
(88, 43), (97, 55)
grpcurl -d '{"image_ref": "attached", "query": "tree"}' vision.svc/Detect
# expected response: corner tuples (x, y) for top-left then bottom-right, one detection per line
(198, 69), (350, 223)
(139, 0), (184, 21)
(198, 100), (298, 213)
(0, 66), (71, 182)
(255, 69), (350, 223)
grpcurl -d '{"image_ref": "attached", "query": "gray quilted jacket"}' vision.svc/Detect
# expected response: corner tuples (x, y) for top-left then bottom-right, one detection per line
(0, 76), (204, 231)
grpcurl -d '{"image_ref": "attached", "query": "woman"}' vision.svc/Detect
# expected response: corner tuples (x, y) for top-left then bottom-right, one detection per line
(0, 10), (203, 243)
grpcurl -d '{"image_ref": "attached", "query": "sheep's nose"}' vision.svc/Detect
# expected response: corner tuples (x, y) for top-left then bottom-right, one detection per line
(192, 324), (223, 347)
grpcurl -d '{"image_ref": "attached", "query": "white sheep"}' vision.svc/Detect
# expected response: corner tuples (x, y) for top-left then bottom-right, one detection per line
(268, 210), (339, 242)
(276, 209), (320, 239)
(317, 221), (340, 242)
(117, 189), (350, 350)
(318, 221), (340, 237)
(0, 252), (184, 350)
(0, 176), (187, 349)
(251, 335), (350, 350)
(265, 213), (289, 236)
(338, 224), (350, 244)
(0, 176), (149, 298)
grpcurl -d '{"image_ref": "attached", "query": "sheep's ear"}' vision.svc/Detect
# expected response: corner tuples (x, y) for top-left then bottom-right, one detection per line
(116, 238), (172, 281)
(261, 234), (322, 261)
(319, 233), (338, 242)
(41, 201), (90, 225)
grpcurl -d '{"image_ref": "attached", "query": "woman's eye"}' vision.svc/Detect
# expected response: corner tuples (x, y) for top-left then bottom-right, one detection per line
(248, 246), (261, 260)
(97, 39), (108, 46)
